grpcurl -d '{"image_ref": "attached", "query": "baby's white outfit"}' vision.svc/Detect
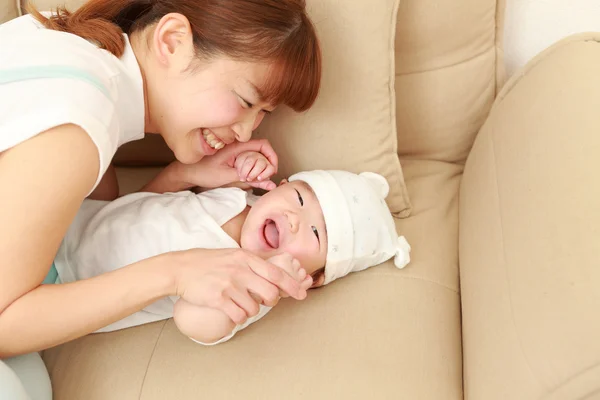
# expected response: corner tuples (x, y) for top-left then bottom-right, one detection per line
(54, 187), (271, 344)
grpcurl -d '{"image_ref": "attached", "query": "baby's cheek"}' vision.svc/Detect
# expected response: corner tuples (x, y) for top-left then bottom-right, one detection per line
(282, 246), (314, 276)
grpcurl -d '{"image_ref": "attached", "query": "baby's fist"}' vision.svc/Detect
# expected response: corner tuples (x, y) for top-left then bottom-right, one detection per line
(234, 151), (276, 191)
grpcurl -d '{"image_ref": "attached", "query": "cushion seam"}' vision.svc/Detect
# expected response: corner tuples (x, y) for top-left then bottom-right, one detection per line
(389, 0), (413, 218)
(489, 124), (544, 388)
(396, 44), (495, 77)
(358, 271), (459, 294)
(138, 320), (169, 400)
(543, 361), (600, 400)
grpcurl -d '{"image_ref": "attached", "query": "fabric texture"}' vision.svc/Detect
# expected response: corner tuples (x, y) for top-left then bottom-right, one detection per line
(0, 0), (18, 24)
(0, 360), (31, 400)
(1, 353), (51, 400)
(395, 0), (505, 163)
(290, 170), (411, 285)
(0, 13), (145, 193)
(41, 262), (57, 285)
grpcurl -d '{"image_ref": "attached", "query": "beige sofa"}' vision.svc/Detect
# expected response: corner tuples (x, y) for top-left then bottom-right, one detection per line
(3, 0), (600, 398)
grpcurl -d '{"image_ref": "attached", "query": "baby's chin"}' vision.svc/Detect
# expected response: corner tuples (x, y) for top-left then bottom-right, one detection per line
(239, 231), (271, 259)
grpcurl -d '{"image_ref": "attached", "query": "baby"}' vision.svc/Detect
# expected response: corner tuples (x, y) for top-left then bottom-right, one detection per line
(52, 161), (411, 345)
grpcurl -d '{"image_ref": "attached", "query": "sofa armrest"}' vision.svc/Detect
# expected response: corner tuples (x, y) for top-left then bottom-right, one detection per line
(459, 32), (600, 400)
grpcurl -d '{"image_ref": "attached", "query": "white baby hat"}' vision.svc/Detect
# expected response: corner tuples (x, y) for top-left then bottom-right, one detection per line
(289, 170), (411, 285)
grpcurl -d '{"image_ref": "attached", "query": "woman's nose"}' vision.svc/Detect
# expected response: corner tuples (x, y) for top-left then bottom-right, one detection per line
(233, 112), (266, 143)
(233, 123), (252, 143)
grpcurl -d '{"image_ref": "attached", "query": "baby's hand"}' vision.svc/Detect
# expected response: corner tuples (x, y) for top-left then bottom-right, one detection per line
(266, 253), (313, 298)
(234, 151), (276, 191)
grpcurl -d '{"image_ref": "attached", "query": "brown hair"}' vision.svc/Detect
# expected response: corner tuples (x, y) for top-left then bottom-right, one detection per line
(311, 267), (325, 287)
(27, 0), (321, 111)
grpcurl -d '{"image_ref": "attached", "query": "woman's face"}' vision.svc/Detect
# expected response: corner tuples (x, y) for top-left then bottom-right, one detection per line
(136, 14), (275, 164)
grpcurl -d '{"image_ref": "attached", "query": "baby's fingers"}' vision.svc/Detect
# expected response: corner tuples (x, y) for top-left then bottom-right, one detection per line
(257, 163), (276, 183)
(247, 158), (268, 182)
(238, 159), (257, 182)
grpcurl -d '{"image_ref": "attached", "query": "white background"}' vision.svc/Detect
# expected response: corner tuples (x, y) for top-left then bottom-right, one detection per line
(504, 0), (600, 78)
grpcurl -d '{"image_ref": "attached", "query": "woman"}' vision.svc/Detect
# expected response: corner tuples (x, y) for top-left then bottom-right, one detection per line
(0, 0), (321, 395)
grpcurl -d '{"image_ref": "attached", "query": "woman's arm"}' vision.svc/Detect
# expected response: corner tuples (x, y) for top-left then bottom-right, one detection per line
(0, 124), (173, 356)
(88, 164), (119, 200)
(139, 139), (279, 194)
(0, 125), (307, 357)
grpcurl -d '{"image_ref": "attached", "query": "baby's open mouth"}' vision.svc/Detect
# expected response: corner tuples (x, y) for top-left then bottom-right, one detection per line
(263, 219), (280, 249)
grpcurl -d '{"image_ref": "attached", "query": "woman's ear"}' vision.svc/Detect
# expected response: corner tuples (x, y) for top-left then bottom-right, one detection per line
(152, 13), (194, 68)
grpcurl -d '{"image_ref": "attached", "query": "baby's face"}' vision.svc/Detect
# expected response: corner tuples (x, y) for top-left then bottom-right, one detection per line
(240, 180), (327, 276)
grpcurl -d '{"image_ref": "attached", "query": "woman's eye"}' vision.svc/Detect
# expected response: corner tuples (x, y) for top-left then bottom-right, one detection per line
(239, 96), (253, 108)
(295, 189), (304, 206)
(312, 226), (320, 241)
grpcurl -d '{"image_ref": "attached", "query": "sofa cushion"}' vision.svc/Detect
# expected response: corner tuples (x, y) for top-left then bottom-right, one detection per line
(460, 32), (600, 399)
(43, 161), (463, 400)
(395, 0), (506, 163)
(26, 0), (412, 217)
(252, 0), (410, 218)
(0, 0), (19, 24)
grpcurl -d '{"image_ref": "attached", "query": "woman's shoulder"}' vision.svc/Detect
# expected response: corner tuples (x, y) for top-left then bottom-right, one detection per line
(1, 14), (119, 78)
(0, 15), (145, 161)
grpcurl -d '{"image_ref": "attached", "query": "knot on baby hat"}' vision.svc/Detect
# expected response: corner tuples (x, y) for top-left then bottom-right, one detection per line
(289, 170), (411, 285)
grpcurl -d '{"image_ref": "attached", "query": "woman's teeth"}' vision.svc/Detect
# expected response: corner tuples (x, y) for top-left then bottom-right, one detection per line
(202, 129), (225, 150)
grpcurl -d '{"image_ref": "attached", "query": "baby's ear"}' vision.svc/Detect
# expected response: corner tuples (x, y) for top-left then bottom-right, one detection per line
(279, 179), (289, 186)
(311, 271), (326, 288)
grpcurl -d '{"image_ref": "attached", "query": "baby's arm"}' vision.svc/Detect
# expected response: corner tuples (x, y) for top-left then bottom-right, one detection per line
(173, 253), (312, 345)
(173, 299), (235, 344)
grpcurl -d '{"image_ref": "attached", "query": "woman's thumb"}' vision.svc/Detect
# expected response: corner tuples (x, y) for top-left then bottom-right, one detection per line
(249, 180), (276, 191)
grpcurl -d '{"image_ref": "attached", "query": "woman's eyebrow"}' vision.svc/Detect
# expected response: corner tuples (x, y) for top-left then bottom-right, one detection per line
(245, 80), (264, 103)
(245, 80), (275, 113)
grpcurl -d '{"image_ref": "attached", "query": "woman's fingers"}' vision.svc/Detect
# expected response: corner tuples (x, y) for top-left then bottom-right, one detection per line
(246, 255), (307, 301)
(220, 298), (249, 325)
(248, 180), (276, 191)
(227, 286), (260, 319)
(243, 272), (281, 307)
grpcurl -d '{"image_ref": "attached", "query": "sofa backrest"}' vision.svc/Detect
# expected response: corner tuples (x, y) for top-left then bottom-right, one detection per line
(0, 0), (18, 24)
(18, 0), (506, 168)
(395, 0), (506, 163)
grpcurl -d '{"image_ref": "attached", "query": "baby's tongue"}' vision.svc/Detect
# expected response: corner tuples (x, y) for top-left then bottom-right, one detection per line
(264, 221), (279, 248)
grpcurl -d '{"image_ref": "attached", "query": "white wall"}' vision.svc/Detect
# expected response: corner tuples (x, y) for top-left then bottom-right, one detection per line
(504, 0), (600, 78)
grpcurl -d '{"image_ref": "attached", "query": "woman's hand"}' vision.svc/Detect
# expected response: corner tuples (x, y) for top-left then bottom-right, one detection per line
(184, 139), (278, 190)
(171, 248), (311, 325)
(140, 139), (278, 194)
(265, 253), (313, 297)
